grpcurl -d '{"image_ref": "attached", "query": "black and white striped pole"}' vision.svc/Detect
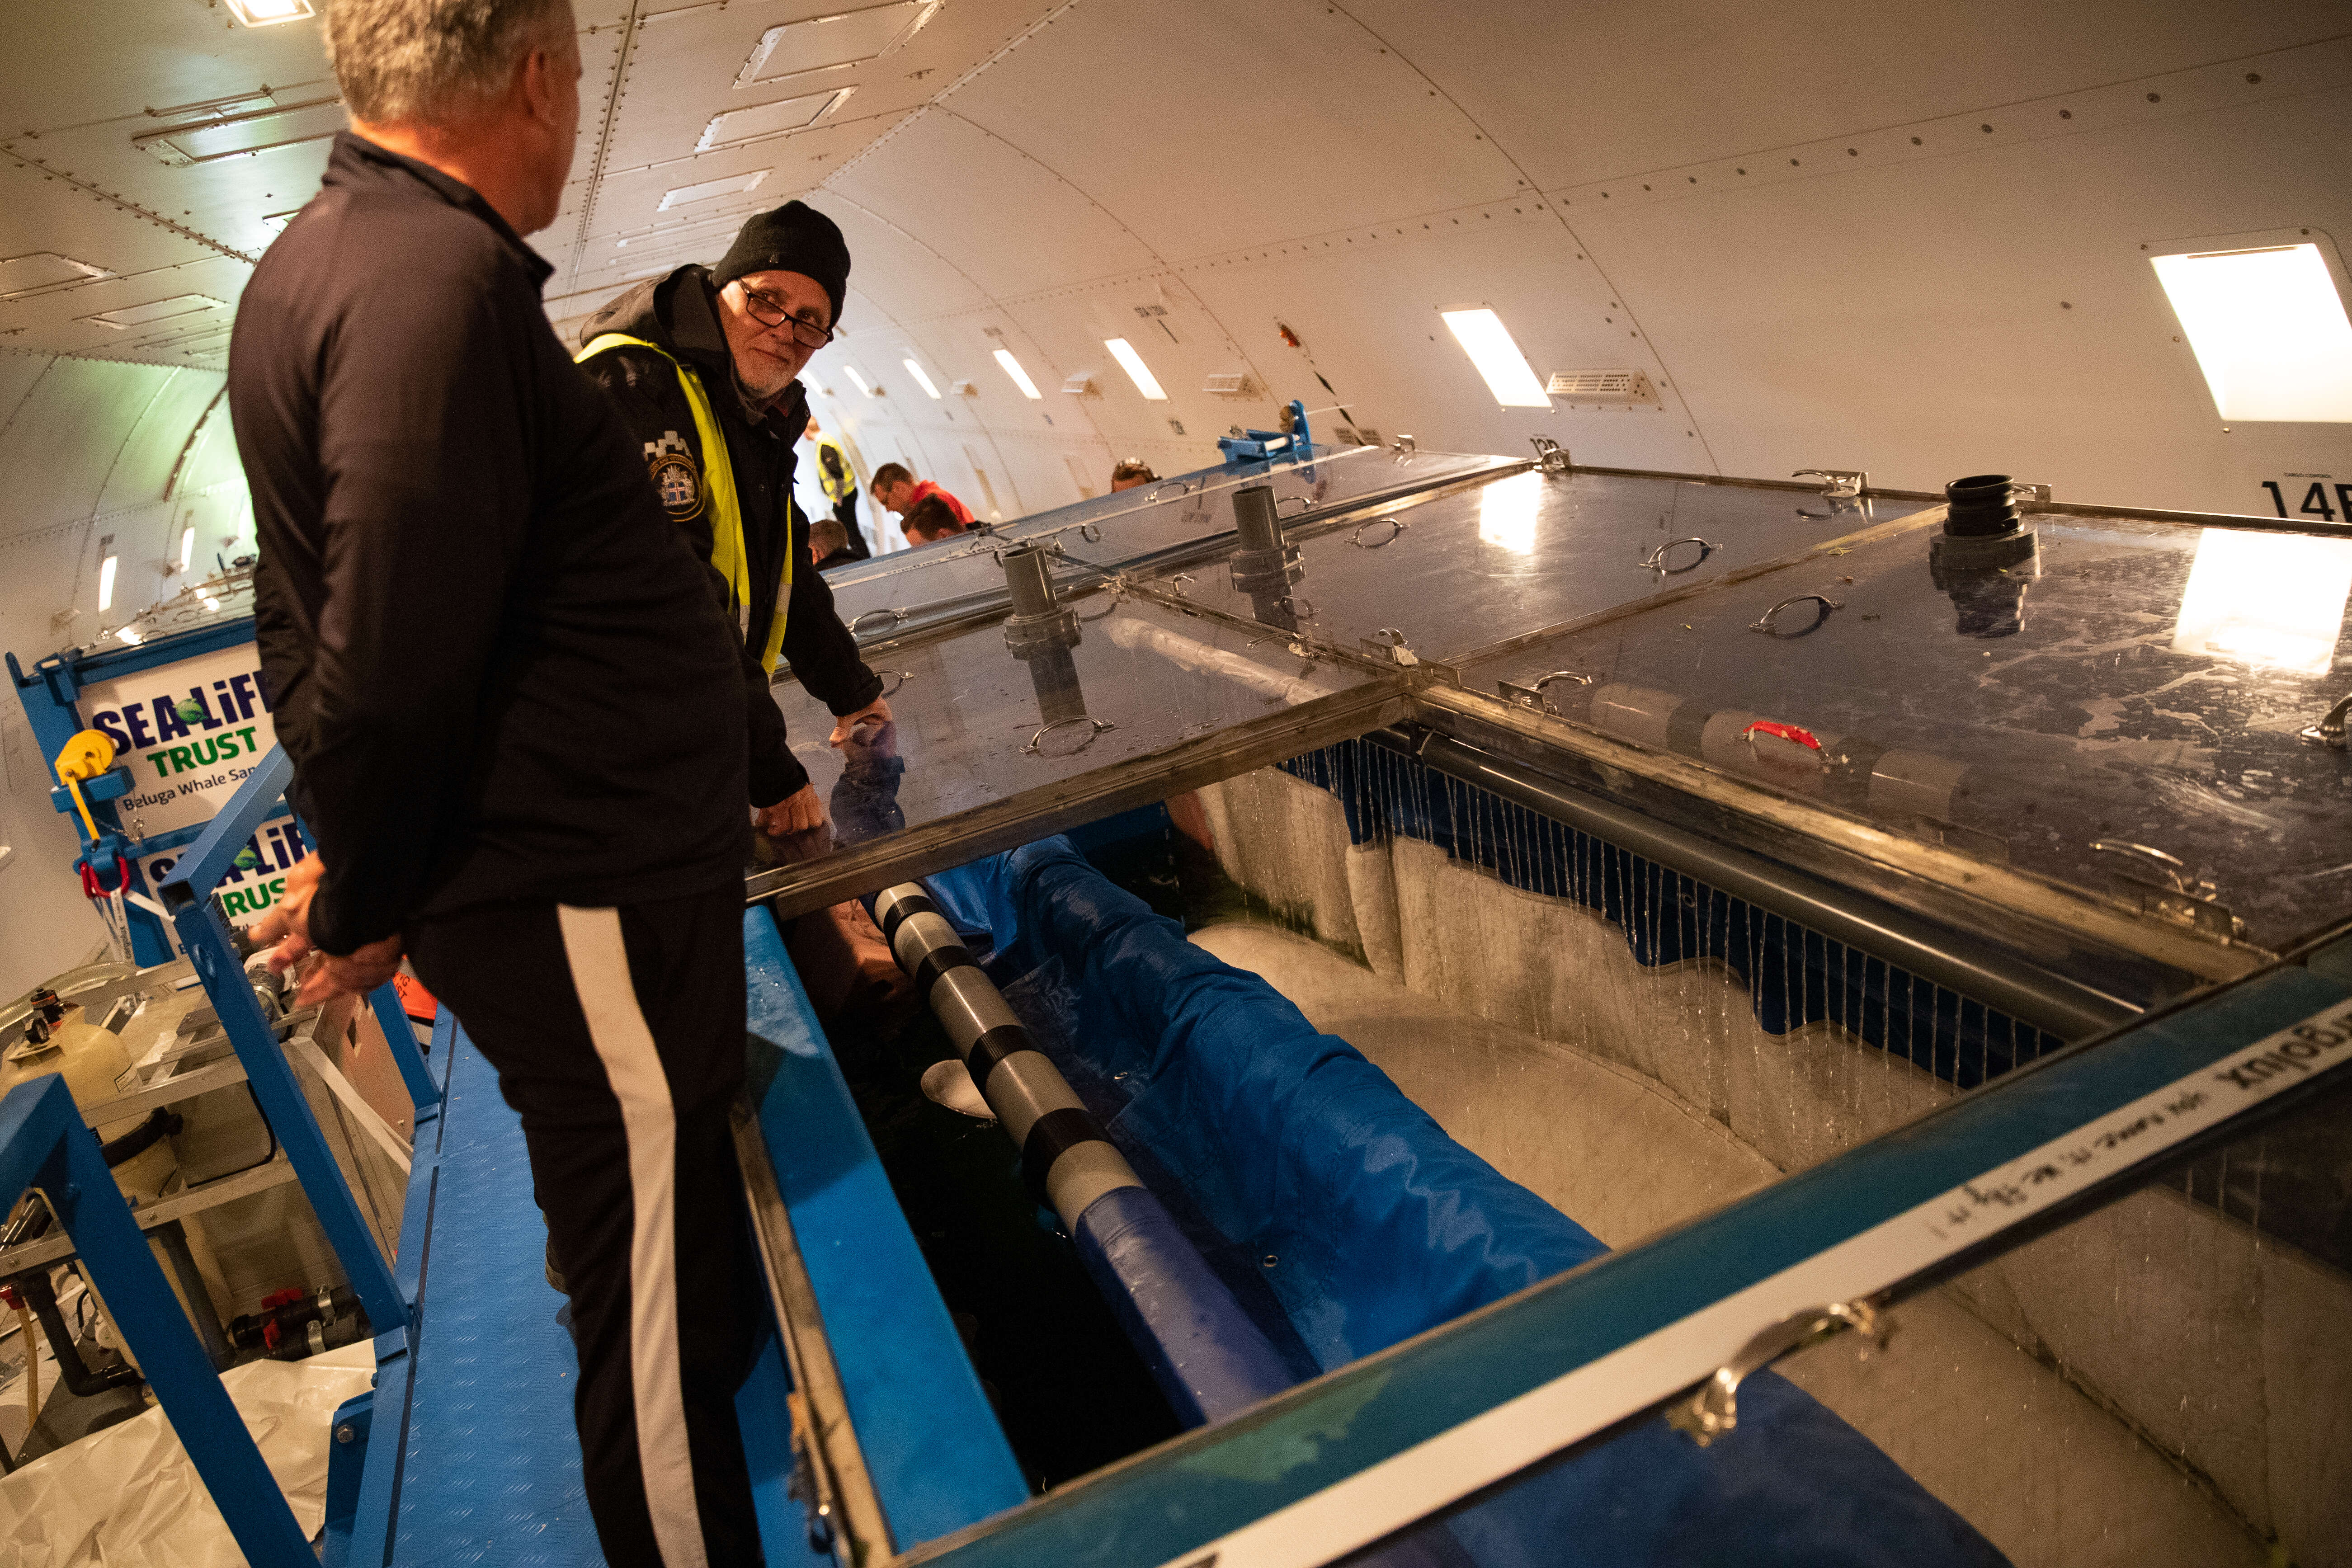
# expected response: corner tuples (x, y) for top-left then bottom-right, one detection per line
(873, 882), (1294, 1427)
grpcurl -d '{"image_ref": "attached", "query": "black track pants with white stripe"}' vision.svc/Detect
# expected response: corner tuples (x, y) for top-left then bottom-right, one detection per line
(410, 882), (764, 1568)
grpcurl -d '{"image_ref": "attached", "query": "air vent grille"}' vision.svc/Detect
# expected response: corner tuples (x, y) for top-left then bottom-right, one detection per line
(1544, 369), (1658, 403)
(1202, 372), (1253, 396)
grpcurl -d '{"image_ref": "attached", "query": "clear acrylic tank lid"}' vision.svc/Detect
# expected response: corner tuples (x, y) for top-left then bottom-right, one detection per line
(763, 589), (1395, 865)
(1136, 467), (1923, 666)
(1458, 508), (2352, 951)
(817, 443), (1515, 647)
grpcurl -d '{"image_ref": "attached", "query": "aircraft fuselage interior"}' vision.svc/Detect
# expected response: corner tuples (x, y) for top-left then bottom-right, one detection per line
(0, 2), (2347, 1565)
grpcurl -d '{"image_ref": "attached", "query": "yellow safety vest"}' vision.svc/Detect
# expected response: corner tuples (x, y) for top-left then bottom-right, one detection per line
(576, 333), (794, 673)
(812, 433), (854, 504)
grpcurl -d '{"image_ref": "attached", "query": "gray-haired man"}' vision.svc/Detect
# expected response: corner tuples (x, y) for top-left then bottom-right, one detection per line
(231, 2), (763, 1562)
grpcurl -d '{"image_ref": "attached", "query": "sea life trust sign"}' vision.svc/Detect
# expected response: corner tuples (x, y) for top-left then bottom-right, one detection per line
(76, 643), (279, 838)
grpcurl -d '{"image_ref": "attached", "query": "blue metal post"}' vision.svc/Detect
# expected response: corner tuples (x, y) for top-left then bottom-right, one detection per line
(159, 747), (409, 1339)
(0, 1076), (316, 1567)
(369, 983), (443, 1116)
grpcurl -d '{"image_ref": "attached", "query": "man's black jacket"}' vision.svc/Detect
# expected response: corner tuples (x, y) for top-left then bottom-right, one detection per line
(229, 134), (749, 955)
(576, 267), (882, 805)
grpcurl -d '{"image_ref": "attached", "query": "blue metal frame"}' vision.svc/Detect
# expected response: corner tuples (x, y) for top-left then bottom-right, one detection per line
(0, 1075), (316, 1566)
(8, 614), (265, 966)
(156, 744), (440, 1342)
(1216, 399), (1314, 465)
(743, 906), (1029, 1545)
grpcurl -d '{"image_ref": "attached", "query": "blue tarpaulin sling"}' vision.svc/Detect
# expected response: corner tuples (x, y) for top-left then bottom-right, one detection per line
(924, 837), (2006, 1567)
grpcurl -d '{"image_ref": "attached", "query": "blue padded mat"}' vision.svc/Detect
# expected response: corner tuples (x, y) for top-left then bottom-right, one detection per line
(393, 1032), (599, 1568)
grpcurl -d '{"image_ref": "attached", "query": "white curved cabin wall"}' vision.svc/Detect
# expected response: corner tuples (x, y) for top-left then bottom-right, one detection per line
(0, 358), (249, 994)
(1, 0), (2347, 984)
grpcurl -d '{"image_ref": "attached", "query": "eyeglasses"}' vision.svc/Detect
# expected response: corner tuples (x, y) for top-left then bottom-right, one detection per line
(740, 286), (834, 349)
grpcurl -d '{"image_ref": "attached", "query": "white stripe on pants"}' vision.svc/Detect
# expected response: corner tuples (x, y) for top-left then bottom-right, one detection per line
(557, 904), (710, 1568)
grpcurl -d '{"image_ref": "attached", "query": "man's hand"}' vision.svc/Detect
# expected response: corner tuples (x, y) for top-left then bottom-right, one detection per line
(829, 695), (892, 748)
(755, 782), (829, 836)
(251, 855), (406, 1008)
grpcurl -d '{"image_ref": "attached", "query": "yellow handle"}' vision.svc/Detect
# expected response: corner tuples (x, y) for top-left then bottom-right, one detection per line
(55, 728), (117, 843)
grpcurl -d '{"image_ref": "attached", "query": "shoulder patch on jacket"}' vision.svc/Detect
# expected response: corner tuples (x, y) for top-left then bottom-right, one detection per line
(644, 429), (703, 522)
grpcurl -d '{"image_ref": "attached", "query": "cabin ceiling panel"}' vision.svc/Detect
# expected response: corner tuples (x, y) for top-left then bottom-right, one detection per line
(1574, 91), (2352, 510)
(995, 276), (1272, 453)
(826, 111), (1157, 298)
(97, 370), (227, 512)
(0, 2), (335, 137)
(937, 0), (1522, 262)
(1179, 214), (1706, 472)
(0, 359), (193, 543)
(1341, 0), (2351, 193)
(805, 192), (994, 316)
(586, 0), (1057, 230)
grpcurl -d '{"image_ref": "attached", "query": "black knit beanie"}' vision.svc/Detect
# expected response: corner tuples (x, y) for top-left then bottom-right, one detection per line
(712, 201), (850, 327)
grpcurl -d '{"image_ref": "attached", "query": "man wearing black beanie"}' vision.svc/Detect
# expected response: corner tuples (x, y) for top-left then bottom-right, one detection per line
(577, 200), (888, 838)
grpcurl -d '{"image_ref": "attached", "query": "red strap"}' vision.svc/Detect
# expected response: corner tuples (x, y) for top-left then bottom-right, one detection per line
(81, 854), (130, 898)
(1740, 720), (1824, 752)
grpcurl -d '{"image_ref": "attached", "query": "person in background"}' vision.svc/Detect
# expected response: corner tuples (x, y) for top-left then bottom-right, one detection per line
(806, 416), (868, 560)
(229, 1), (764, 1563)
(573, 201), (889, 838)
(810, 514), (860, 570)
(900, 494), (966, 546)
(870, 461), (975, 531)
(1110, 457), (1159, 492)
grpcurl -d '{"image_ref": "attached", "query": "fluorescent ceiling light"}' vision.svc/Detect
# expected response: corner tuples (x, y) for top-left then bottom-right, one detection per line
(2170, 527), (2352, 676)
(736, 1), (939, 87)
(1441, 307), (1551, 409)
(223, 0), (313, 24)
(179, 526), (195, 570)
(840, 363), (881, 397)
(993, 348), (1042, 399)
(658, 170), (769, 211)
(2150, 243), (2352, 422)
(0, 252), (108, 299)
(1103, 337), (1168, 400)
(80, 295), (222, 330)
(698, 88), (853, 153)
(902, 358), (941, 398)
(98, 555), (118, 611)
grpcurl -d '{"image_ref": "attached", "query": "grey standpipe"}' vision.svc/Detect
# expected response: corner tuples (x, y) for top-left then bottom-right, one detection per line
(1226, 484), (1305, 633)
(999, 543), (1088, 727)
(872, 884), (1298, 1428)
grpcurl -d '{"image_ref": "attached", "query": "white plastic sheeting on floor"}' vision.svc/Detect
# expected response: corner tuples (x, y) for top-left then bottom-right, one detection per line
(0, 1340), (375, 1567)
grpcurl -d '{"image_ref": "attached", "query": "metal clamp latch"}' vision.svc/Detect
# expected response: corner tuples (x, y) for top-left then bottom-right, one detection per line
(1641, 536), (1718, 574)
(1793, 468), (1868, 499)
(1349, 516), (1409, 549)
(2088, 839), (2242, 941)
(1498, 671), (1593, 716)
(849, 607), (910, 635)
(1749, 594), (1842, 637)
(1390, 434), (1418, 460)
(1668, 1299), (1891, 1447)
(1361, 627), (1419, 667)
(2300, 690), (2351, 749)
(1023, 716), (1117, 757)
(1531, 436), (1571, 474)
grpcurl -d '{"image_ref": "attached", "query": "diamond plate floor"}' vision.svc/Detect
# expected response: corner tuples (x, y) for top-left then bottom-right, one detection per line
(395, 1033), (601, 1568)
